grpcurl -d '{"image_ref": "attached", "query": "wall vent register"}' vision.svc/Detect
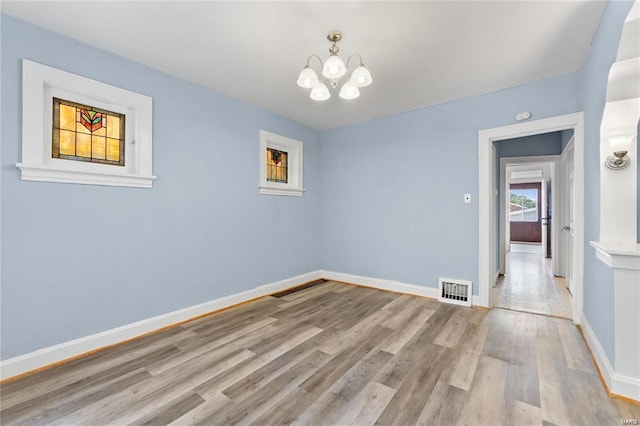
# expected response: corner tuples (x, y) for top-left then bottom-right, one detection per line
(438, 277), (472, 307)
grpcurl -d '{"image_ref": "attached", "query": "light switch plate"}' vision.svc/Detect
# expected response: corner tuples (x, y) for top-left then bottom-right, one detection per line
(464, 193), (471, 203)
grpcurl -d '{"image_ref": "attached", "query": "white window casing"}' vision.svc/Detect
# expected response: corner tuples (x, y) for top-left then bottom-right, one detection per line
(259, 130), (304, 196)
(17, 60), (156, 188)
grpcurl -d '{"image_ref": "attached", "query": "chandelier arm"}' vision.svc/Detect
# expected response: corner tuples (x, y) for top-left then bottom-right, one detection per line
(306, 54), (324, 70)
(346, 53), (364, 69)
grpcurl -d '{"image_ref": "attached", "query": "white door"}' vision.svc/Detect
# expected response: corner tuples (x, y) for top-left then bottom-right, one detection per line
(541, 178), (548, 258)
(568, 169), (575, 293)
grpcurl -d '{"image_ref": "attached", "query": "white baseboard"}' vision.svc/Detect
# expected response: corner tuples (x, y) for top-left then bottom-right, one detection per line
(580, 313), (640, 401)
(320, 270), (483, 307)
(0, 270), (322, 381)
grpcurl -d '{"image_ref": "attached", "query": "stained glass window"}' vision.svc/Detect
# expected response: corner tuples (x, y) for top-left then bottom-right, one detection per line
(52, 98), (125, 166)
(266, 148), (288, 183)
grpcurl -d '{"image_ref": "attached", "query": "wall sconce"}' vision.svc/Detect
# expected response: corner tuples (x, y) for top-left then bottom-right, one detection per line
(606, 135), (632, 170)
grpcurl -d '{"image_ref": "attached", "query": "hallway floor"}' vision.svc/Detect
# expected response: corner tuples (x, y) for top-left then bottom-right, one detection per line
(493, 243), (573, 319)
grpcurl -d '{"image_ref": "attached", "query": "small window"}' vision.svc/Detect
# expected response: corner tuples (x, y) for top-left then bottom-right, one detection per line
(266, 148), (288, 183)
(52, 98), (125, 166)
(509, 188), (538, 222)
(18, 60), (155, 188)
(259, 130), (304, 196)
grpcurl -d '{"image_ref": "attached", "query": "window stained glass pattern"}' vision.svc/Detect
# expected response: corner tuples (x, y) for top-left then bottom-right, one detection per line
(266, 148), (288, 183)
(52, 98), (125, 166)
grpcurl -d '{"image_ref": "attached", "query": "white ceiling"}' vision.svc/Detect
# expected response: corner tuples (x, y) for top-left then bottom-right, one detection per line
(2, 1), (606, 130)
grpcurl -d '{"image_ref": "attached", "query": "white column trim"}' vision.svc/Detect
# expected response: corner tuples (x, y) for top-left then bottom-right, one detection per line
(581, 313), (640, 401)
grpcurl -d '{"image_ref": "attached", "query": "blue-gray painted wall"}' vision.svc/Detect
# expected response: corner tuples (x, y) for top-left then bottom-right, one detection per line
(496, 132), (563, 158)
(319, 75), (582, 296)
(0, 15), (322, 360)
(560, 129), (575, 152)
(581, 0), (634, 366)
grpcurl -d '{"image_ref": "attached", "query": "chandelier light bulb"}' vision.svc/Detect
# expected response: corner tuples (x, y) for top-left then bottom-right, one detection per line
(310, 82), (331, 101)
(350, 65), (372, 87)
(339, 81), (360, 100)
(322, 55), (347, 79)
(297, 66), (319, 89)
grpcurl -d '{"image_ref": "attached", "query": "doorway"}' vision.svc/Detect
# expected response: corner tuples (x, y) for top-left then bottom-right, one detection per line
(478, 112), (584, 324)
(493, 155), (573, 319)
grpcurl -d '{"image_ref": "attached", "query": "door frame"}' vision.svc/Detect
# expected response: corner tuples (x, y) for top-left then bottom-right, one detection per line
(478, 112), (584, 324)
(500, 157), (558, 275)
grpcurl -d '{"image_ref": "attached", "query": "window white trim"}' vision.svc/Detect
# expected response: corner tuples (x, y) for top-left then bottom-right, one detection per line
(259, 130), (304, 196)
(17, 60), (156, 188)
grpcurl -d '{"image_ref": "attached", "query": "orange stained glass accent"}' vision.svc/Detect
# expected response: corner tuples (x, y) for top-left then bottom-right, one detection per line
(266, 148), (288, 183)
(52, 98), (125, 166)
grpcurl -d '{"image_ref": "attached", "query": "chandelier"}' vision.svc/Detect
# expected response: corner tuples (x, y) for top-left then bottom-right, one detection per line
(296, 31), (372, 101)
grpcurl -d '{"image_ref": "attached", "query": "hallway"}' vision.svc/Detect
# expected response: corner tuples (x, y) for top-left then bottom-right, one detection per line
(493, 243), (573, 319)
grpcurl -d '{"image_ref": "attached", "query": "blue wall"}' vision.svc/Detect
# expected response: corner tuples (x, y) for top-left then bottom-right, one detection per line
(581, 0), (634, 366)
(560, 129), (575, 152)
(0, 15), (322, 359)
(496, 131), (563, 158)
(319, 74), (582, 295)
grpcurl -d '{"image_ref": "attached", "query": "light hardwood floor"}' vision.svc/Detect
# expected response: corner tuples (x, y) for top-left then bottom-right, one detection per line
(493, 244), (573, 319)
(1, 281), (638, 425)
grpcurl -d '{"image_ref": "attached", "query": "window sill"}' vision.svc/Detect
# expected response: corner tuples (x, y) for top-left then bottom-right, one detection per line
(17, 163), (157, 188)
(258, 185), (305, 197)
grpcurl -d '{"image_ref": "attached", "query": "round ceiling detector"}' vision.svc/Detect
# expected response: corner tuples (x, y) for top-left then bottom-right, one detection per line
(515, 112), (531, 121)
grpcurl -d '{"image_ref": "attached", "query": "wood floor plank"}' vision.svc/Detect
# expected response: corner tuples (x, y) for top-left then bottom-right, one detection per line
(0, 345), (177, 418)
(68, 348), (255, 425)
(334, 381), (397, 426)
(0, 368), (152, 425)
(168, 392), (232, 426)
(536, 322), (572, 426)
(214, 350), (331, 425)
(2, 283), (637, 426)
(378, 306), (434, 354)
(456, 355), (510, 426)
(375, 343), (452, 425)
(148, 318), (278, 375)
(221, 328), (338, 401)
(433, 308), (473, 349)
(292, 350), (393, 426)
(129, 391), (205, 426)
(0, 329), (192, 410)
(301, 325), (393, 396)
(194, 325), (323, 400)
(508, 400), (543, 426)
(415, 380), (467, 426)
(555, 319), (594, 374)
(445, 321), (488, 391)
